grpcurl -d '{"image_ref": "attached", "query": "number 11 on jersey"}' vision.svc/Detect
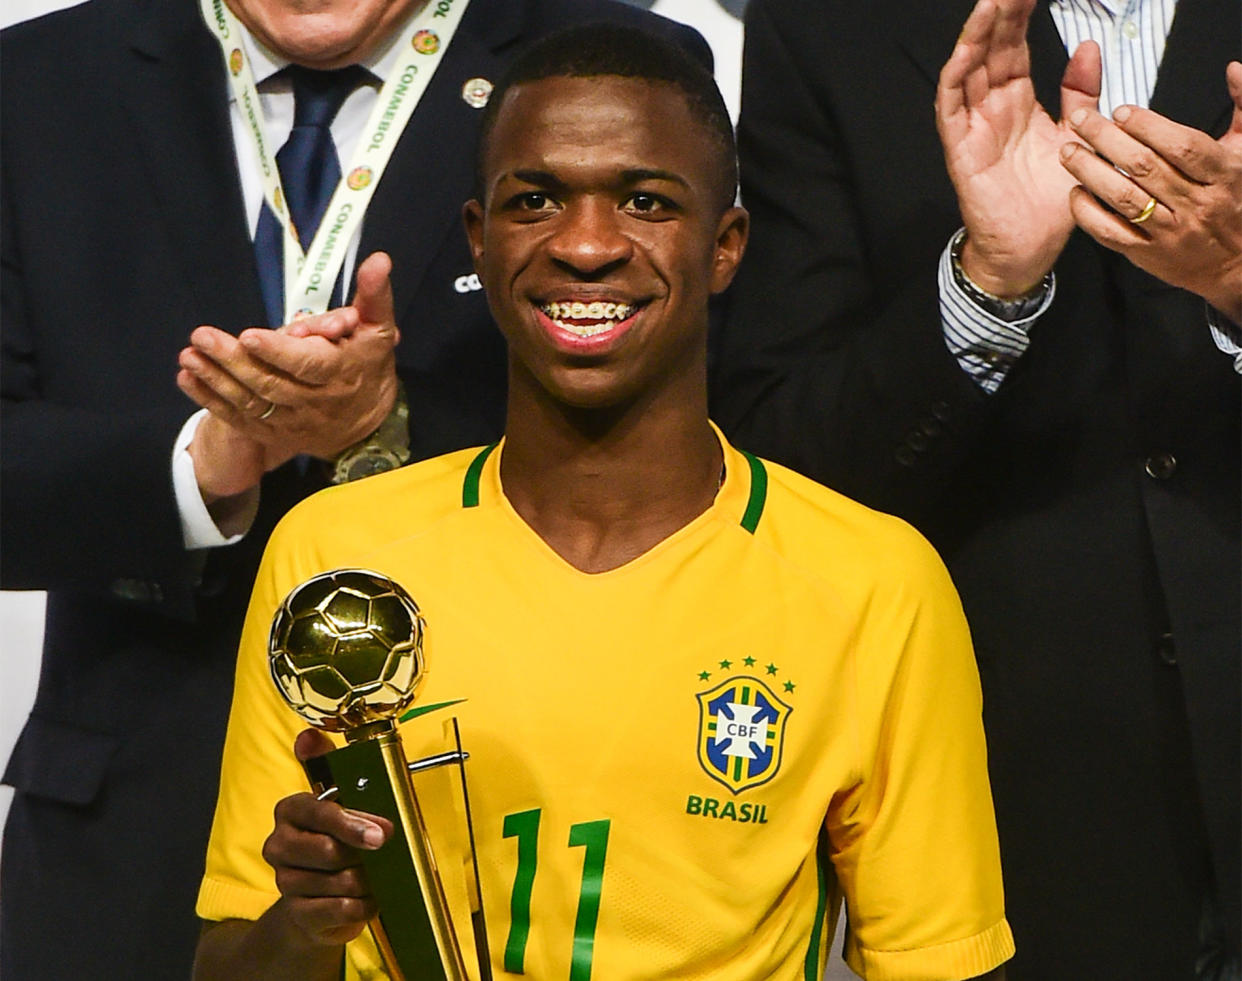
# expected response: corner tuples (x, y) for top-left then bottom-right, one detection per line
(502, 809), (612, 979)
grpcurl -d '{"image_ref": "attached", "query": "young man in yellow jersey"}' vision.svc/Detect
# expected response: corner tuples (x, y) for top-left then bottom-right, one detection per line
(194, 24), (1014, 981)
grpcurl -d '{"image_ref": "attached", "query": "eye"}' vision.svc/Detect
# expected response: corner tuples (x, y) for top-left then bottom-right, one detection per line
(513, 191), (556, 212)
(498, 190), (561, 219)
(623, 192), (674, 217)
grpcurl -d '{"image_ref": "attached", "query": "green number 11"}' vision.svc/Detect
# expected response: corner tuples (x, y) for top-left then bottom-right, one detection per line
(501, 808), (611, 979)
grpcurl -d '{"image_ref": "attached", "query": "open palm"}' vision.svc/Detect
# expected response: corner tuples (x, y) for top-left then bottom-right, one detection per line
(936, 0), (1100, 296)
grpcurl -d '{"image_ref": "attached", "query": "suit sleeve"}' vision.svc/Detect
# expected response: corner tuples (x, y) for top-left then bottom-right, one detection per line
(0, 121), (203, 613)
(711, 0), (990, 523)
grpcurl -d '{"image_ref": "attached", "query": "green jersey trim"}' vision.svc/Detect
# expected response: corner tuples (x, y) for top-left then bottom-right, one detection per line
(462, 442), (500, 508)
(739, 451), (768, 534)
(803, 827), (832, 980)
(462, 441), (768, 533)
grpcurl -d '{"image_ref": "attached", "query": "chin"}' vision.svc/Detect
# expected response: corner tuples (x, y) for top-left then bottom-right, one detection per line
(245, 0), (403, 66)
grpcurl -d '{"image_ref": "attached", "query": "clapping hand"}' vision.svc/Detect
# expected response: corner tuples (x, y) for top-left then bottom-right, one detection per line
(178, 252), (402, 507)
(1060, 62), (1242, 323)
(935, 0), (1101, 297)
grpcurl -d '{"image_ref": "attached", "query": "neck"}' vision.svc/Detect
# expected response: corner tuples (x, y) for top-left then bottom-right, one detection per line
(500, 372), (721, 574)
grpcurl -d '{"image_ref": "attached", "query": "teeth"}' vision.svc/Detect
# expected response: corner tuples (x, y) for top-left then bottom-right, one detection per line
(562, 321), (612, 337)
(542, 300), (636, 330)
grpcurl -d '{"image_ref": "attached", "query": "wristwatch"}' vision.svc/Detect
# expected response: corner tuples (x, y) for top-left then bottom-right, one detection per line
(330, 382), (411, 484)
(949, 228), (1051, 321)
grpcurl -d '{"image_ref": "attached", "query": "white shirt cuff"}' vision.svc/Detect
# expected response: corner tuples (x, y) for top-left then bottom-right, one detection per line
(173, 409), (257, 549)
(1206, 305), (1242, 375)
(938, 235), (1055, 394)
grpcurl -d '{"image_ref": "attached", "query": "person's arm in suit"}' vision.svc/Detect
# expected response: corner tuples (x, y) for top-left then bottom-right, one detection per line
(712, 0), (985, 521)
(711, 0), (1097, 522)
(0, 165), (205, 607)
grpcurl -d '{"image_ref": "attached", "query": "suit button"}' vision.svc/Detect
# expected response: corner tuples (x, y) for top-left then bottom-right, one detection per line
(895, 446), (917, 467)
(906, 431), (929, 451)
(1155, 632), (1177, 666)
(1144, 453), (1177, 479)
(919, 417), (943, 437)
(931, 401), (952, 422)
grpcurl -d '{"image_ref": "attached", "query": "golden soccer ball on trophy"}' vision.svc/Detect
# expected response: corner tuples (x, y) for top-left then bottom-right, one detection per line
(269, 569), (426, 732)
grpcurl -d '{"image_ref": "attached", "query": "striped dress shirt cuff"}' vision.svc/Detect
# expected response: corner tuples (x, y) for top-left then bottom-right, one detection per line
(938, 232), (1056, 393)
(1206, 306), (1242, 374)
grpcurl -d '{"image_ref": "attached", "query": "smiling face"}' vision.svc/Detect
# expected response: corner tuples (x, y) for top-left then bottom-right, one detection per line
(464, 75), (747, 414)
(225, 0), (419, 69)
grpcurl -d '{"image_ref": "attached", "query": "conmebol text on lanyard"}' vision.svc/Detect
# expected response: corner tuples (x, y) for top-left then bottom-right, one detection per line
(199, 0), (471, 323)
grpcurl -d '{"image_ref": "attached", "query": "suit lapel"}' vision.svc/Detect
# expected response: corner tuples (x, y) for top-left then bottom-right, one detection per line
(1150, 0), (1236, 136)
(360, 0), (523, 326)
(119, 0), (266, 331)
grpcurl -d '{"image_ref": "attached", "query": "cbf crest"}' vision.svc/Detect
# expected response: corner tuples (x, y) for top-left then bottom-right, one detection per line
(696, 675), (792, 795)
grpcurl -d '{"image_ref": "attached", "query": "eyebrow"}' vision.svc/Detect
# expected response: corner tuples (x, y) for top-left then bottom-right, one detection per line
(620, 168), (689, 190)
(506, 168), (690, 191)
(509, 169), (568, 191)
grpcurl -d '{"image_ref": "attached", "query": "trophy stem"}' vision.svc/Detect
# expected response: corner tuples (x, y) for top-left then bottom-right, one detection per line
(323, 731), (472, 981)
(376, 729), (471, 981)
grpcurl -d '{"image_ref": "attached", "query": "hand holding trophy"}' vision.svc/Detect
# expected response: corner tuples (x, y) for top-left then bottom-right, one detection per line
(269, 569), (490, 980)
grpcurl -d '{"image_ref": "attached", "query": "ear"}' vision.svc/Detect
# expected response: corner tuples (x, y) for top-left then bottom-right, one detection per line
(709, 205), (749, 295)
(463, 199), (485, 274)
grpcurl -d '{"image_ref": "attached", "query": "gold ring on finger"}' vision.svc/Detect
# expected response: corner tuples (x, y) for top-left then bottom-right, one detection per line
(258, 401), (276, 421)
(1130, 197), (1157, 225)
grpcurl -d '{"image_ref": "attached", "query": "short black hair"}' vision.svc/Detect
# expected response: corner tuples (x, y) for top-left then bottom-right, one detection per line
(475, 23), (737, 211)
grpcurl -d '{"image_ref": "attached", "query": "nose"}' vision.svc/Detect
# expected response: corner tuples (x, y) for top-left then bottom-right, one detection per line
(545, 198), (632, 278)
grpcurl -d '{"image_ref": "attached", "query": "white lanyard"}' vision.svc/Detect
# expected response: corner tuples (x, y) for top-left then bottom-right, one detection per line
(199, 0), (471, 322)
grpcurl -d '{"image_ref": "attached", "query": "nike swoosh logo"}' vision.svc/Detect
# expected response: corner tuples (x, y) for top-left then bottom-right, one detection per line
(399, 698), (467, 723)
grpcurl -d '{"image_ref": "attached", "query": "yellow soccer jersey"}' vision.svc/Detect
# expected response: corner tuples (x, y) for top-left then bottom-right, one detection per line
(199, 430), (1014, 981)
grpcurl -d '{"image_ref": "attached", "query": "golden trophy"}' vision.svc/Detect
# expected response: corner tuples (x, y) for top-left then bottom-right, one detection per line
(269, 569), (491, 981)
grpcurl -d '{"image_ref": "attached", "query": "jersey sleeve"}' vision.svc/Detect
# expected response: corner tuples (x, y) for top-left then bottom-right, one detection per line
(196, 507), (334, 922)
(828, 530), (1014, 979)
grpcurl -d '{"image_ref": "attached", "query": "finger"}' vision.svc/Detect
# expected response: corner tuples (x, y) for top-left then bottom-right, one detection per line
(936, 42), (974, 126)
(1109, 104), (1223, 184)
(178, 370), (271, 441)
(179, 345), (273, 421)
(1068, 107), (1189, 200)
(938, 1), (997, 124)
(963, 58), (991, 113)
(1060, 40), (1101, 120)
(265, 821), (362, 877)
(294, 728), (337, 763)
(177, 367), (239, 420)
(277, 867), (374, 902)
(238, 330), (341, 386)
(189, 326), (289, 408)
(352, 251), (398, 340)
(957, 0), (998, 50)
(283, 306), (360, 341)
(1059, 140), (1169, 223)
(990, 0), (1035, 52)
(1068, 183), (1150, 251)
(277, 792), (391, 852)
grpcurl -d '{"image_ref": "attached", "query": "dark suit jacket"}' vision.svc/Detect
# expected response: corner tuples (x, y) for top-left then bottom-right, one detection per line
(713, 1), (1240, 977)
(0, 1), (707, 977)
